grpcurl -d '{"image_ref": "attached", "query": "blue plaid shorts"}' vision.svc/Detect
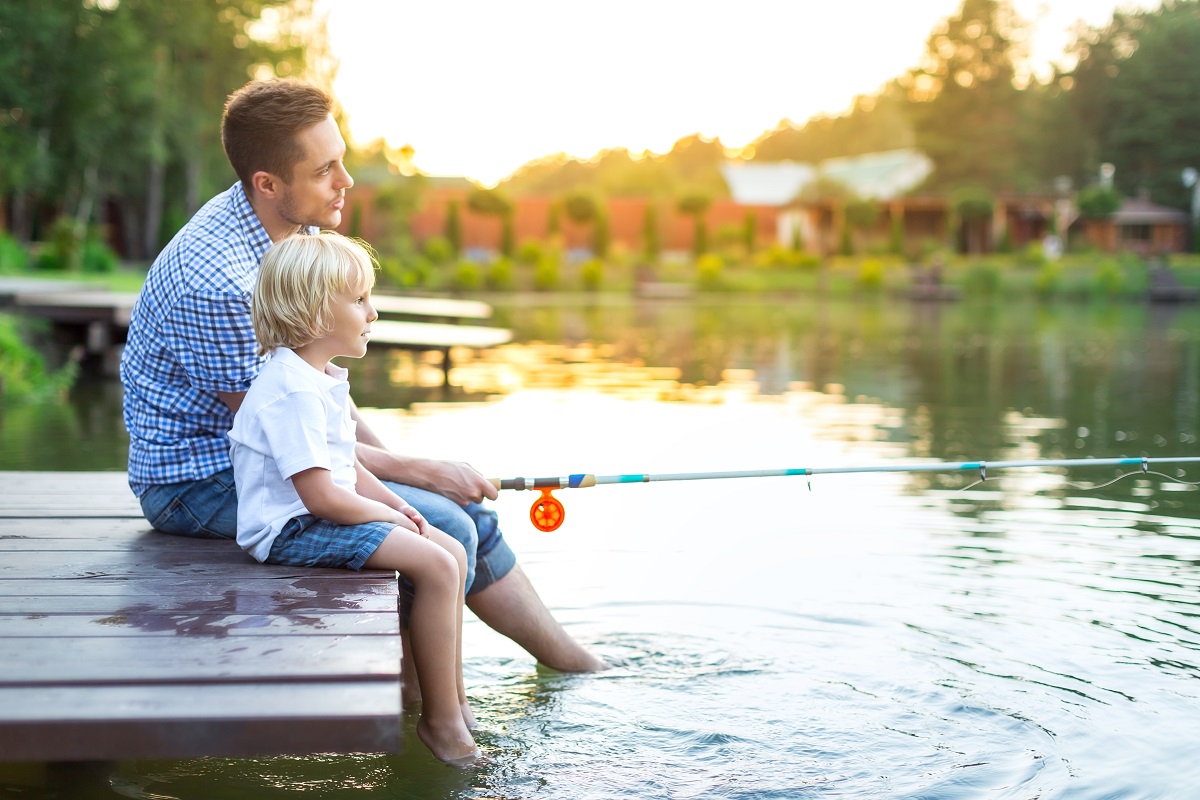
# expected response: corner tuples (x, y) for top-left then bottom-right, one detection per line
(267, 514), (396, 571)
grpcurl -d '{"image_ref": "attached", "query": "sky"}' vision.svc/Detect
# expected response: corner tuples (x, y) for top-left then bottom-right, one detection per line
(316, 0), (1160, 186)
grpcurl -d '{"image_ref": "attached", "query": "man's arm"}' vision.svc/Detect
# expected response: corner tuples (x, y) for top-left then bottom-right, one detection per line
(350, 400), (498, 506)
(217, 390), (246, 415)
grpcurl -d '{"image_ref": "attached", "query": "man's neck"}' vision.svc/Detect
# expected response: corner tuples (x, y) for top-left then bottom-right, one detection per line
(245, 190), (302, 243)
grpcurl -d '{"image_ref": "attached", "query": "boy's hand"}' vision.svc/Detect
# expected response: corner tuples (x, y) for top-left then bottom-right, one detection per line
(397, 503), (430, 538)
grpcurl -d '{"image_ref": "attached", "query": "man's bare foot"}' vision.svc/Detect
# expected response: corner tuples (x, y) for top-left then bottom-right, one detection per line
(416, 715), (481, 767)
(538, 647), (608, 673)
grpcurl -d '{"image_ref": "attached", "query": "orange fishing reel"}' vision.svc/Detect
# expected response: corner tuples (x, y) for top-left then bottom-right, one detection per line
(490, 474), (596, 532)
(530, 489), (565, 532)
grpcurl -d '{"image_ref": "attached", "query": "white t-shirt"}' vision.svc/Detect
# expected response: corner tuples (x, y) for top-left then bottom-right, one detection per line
(228, 347), (358, 562)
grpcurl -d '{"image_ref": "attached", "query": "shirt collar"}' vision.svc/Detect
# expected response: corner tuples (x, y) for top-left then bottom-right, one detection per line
(270, 346), (349, 386)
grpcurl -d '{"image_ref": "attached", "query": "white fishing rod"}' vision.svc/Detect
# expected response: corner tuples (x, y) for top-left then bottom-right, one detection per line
(488, 456), (1200, 531)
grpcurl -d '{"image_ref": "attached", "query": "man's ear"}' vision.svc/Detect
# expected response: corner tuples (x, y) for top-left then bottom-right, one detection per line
(250, 170), (281, 199)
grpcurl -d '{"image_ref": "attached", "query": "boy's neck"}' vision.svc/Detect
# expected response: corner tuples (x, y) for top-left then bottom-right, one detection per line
(290, 344), (332, 373)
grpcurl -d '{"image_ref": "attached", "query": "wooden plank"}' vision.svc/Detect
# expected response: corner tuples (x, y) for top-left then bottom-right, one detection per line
(12, 291), (138, 326)
(0, 471), (406, 761)
(0, 683), (400, 760)
(0, 634), (400, 686)
(371, 294), (492, 320)
(370, 319), (512, 349)
(0, 611), (398, 637)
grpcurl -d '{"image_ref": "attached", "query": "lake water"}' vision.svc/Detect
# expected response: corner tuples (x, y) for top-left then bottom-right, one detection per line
(3, 295), (1200, 798)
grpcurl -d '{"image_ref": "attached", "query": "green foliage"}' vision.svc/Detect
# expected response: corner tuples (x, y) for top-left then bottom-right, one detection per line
(516, 239), (544, 265)
(965, 260), (1001, 296)
(857, 258), (884, 291)
(591, 211), (610, 258)
(0, 233), (29, 272)
(580, 258), (604, 292)
(486, 257), (515, 291)
(547, 202), (561, 237)
(1092, 259), (1124, 298)
(839, 224), (854, 257)
(0, 315), (76, 401)
(642, 204), (661, 261)
(693, 218), (709, 257)
(791, 223), (805, 253)
(533, 253), (561, 291)
(81, 236), (118, 274)
(1076, 186), (1122, 218)
(500, 214), (515, 258)
(0, 0), (317, 257)
(466, 187), (513, 218)
(677, 192), (712, 218)
(451, 260), (482, 292)
(1035, 261), (1063, 297)
(445, 200), (462, 255)
(742, 210), (757, 254)
(423, 236), (454, 264)
(951, 187), (995, 221)
(845, 199), (881, 230)
(696, 253), (724, 290)
(751, 87), (915, 163)
(889, 214), (905, 255)
(995, 226), (1013, 253)
(563, 192), (599, 226)
(905, 0), (1026, 191)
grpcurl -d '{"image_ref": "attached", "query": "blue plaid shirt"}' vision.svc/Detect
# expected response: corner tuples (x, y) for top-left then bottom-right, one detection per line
(121, 182), (291, 495)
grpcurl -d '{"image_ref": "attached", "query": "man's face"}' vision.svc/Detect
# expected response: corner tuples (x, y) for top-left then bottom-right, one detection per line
(277, 115), (354, 230)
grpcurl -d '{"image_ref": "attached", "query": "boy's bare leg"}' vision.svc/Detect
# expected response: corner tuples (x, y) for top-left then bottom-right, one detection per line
(466, 564), (606, 672)
(423, 528), (476, 730)
(367, 529), (479, 766)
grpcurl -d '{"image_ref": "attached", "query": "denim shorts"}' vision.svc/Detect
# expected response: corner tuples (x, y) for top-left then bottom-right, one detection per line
(137, 469), (516, 593)
(267, 514), (395, 571)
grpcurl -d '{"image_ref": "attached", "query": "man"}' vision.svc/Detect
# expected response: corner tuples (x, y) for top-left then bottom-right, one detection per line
(120, 78), (604, 679)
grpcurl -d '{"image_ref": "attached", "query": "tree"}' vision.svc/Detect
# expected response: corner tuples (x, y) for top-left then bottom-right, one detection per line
(642, 203), (660, 261)
(467, 187), (513, 256)
(1078, 3), (1200, 209)
(677, 192), (711, 257)
(903, 0), (1029, 192)
(1076, 185), (1122, 218)
(445, 199), (462, 256)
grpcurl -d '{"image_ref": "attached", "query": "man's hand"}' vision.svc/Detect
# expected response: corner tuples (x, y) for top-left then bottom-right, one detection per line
(422, 459), (499, 506)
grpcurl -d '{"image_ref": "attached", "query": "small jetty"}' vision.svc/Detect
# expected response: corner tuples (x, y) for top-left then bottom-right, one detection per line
(0, 471), (406, 762)
(0, 278), (512, 383)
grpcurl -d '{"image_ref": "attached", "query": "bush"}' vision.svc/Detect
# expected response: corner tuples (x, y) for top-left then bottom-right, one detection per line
(486, 257), (515, 291)
(1093, 259), (1124, 298)
(81, 236), (117, 274)
(0, 314), (76, 400)
(580, 258), (604, 292)
(451, 260), (482, 291)
(423, 236), (454, 264)
(857, 258), (884, 291)
(1035, 261), (1062, 297)
(0, 234), (28, 273)
(965, 261), (1001, 296)
(533, 253), (560, 291)
(516, 238), (543, 265)
(697, 253), (724, 290)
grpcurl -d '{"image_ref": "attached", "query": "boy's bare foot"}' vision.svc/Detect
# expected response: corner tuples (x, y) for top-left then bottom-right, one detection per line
(461, 701), (477, 731)
(416, 715), (481, 767)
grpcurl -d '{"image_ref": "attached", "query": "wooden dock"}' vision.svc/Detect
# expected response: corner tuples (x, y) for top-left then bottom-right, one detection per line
(0, 471), (406, 762)
(0, 279), (512, 383)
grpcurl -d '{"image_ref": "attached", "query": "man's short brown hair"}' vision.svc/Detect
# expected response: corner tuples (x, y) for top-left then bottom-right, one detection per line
(221, 78), (334, 191)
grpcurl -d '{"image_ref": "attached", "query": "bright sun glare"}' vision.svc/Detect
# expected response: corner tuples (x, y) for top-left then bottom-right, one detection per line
(319, 0), (1156, 186)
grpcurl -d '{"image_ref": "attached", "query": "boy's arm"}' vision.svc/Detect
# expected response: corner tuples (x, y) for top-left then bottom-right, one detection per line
(291, 467), (421, 534)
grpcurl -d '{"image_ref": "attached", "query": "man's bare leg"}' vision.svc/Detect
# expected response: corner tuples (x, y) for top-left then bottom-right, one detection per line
(466, 564), (606, 672)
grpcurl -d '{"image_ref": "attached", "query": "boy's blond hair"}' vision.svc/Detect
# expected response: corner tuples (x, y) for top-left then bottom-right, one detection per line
(252, 232), (377, 356)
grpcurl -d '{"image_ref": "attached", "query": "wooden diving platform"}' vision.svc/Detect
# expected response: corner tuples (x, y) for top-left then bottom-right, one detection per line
(0, 471), (406, 762)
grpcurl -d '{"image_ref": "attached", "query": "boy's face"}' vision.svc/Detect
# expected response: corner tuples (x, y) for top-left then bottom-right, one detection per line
(277, 115), (354, 230)
(322, 280), (377, 360)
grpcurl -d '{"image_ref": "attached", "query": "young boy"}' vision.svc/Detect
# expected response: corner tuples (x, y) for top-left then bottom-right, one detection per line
(228, 232), (479, 766)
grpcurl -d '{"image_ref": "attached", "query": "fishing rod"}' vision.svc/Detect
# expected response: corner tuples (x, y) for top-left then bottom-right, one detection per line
(488, 456), (1200, 531)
